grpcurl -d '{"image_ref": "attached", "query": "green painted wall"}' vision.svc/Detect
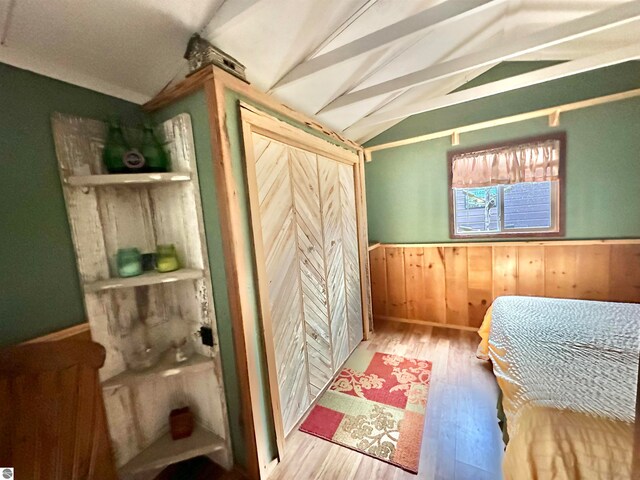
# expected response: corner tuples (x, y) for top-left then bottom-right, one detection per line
(0, 63), (140, 346)
(365, 62), (640, 243)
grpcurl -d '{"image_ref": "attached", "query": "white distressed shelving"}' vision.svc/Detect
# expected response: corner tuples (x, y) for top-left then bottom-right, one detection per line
(102, 353), (214, 390)
(66, 172), (191, 186)
(119, 424), (226, 476)
(83, 268), (203, 293)
(53, 112), (232, 473)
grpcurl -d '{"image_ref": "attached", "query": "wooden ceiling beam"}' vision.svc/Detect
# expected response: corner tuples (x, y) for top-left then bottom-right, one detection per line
(271, 0), (501, 89)
(321, 0), (640, 112)
(346, 43), (640, 130)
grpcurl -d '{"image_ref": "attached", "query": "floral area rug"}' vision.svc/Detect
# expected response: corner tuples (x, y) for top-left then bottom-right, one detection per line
(299, 348), (432, 473)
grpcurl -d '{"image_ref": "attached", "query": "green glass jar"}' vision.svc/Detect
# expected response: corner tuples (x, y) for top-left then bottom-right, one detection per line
(156, 244), (180, 273)
(141, 124), (170, 173)
(117, 248), (143, 277)
(103, 120), (129, 174)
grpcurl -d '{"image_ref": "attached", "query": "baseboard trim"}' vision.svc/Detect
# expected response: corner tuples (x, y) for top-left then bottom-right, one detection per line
(375, 315), (478, 332)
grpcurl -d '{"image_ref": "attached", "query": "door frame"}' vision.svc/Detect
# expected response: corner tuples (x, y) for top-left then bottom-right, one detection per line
(239, 102), (370, 467)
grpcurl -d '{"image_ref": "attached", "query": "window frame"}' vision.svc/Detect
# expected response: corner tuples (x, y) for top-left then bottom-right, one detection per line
(447, 132), (566, 239)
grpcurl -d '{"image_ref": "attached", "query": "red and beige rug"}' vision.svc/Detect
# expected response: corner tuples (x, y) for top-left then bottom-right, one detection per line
(299, 348), (432, 473)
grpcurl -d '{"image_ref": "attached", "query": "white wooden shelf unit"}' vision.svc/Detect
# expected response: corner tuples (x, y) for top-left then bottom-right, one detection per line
(120, 424), (226, 476)
(83, 268), (203, 293)
(102, 352), (214, 390)
(52, 113), (232, 475)
(66, 172), (191, 186)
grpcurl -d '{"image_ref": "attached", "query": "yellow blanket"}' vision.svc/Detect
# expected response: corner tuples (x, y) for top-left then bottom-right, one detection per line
(503, 406), (633, 480)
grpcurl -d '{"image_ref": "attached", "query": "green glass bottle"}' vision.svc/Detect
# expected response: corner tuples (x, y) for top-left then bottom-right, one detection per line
(141, 124), (170, 172)
(102, 120), (129, 174)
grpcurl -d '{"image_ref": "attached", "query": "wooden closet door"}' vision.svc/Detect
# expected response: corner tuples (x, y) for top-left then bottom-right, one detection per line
(252, 134), (311, 434)
(338, 163), (364, 350)
(247, 130), (364, 438)
(317, 156), (351, 369)
(290, 149), (334, 397)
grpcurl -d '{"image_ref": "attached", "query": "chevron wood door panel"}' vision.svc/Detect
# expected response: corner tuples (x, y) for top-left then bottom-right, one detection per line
(245, 114), (365, 450)
(338, 163), (364, 351)
(252, 134), (311, 435)
(290, 148), (334, 397)
(317, 155), (350, 369)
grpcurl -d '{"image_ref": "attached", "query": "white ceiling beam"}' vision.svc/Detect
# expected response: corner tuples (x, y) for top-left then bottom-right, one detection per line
(267, 0), (378, 93)
(271, 0), (502, 89)
(345, 43), (640, 131)
(321, 0), (640, 112)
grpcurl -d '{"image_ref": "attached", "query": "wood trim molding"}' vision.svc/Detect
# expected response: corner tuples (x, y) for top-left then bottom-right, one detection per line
(142, 68), (215, 111)
(376, 316), (478, 332)
(143, 65), (361, 152)
(22, 323), (92, 344)
(366, 88), (640, 154)
(239, 113), (287, 462)
(376, 239), (640, 248)
(203, 77), (263, 480)
(355, 150), (372, 338)
(239, 103), (359, 165)
(212, 67), (361, 151)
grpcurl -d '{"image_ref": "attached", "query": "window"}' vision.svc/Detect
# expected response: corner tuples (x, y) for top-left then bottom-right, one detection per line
(448, 134), (564, 238)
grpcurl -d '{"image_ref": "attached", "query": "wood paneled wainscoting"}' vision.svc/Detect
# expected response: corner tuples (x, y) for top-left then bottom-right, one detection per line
(369, 240), (640, 331)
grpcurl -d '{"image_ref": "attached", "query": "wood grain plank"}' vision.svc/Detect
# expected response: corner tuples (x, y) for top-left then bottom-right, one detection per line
(609, 244), (640, 302)
(369, 247), (388, 318)
(444, 247), (469, 326)
(385, 247), (407, 319)
(544, 246), (577, 298)
(404, 248), (427, 321)
(466, 247), (492, 328)
(338, 162), (364, 351)
(492, 246), (518, 297)
(575, 245), (611, 300)
(318, 155), (350, 370)
(290, 147), (333, 397)
(516, 246), (545, 297)
(422, 247), (446, 324)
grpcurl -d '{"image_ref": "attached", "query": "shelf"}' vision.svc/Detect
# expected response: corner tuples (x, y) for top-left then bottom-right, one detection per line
(84, 269), (203, 293)
(66, 172), (191, 186)
(102, 353), (213, 390)
(119, 424), (226, 476)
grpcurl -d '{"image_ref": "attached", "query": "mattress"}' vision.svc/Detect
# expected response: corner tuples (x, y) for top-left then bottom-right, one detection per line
(479, 296), (640, 479)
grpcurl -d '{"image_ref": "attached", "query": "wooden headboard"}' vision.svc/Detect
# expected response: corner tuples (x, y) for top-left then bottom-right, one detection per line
(22, 323), (91, 344)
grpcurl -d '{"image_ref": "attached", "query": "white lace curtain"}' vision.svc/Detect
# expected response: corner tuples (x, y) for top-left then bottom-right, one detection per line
(451, 139), (560, 188)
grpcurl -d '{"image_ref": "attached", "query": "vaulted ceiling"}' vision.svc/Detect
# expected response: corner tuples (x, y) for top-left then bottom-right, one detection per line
(1, 0), (638, 142)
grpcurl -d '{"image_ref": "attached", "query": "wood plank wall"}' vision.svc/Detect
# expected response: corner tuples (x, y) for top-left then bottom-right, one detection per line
(370, 241), (640, 331)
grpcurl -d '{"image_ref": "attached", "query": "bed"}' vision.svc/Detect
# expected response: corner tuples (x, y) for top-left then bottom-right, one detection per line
(478, 296), (639, 480)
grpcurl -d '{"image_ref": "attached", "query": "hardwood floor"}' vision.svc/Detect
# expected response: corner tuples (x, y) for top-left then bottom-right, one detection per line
(269, 319), (504, 480)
